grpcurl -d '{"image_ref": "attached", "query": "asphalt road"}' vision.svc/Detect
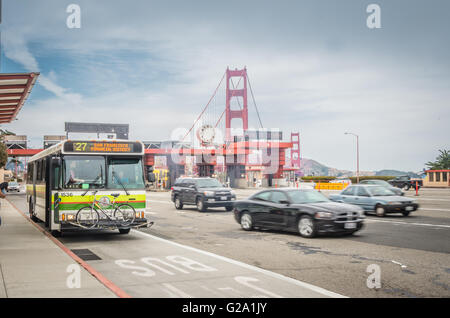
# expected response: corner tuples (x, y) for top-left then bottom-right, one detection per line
(7, 187), (450, 298)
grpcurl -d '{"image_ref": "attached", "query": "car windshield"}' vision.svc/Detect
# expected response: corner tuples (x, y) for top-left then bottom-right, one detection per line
(107, 158), (145, 189)
(63, 156), (105, 189)
(9, 182), (19, 186)
(369, 180), (390, 186)
(367, 186), (396, 196)
(288, 190), (330, 204)
(195, 178), (222, 188)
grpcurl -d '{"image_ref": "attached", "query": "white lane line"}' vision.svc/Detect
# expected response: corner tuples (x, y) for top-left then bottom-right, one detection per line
(411, 198), (450, 202)
(418, 208), (450, 212)
(147, 200), (172, 205)
(365, 219), (450, 229)
(132, 230), (346, 298)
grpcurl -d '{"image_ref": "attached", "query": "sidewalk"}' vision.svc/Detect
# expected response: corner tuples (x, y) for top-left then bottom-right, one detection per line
(0, 199), (116, 298)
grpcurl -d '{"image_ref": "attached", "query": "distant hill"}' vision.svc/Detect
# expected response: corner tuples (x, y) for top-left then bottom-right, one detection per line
(299, 158), (353, 177)
(297, 158), (419, 178)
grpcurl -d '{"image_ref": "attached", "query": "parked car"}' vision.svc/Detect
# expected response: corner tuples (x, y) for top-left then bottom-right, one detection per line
(233, 189), (364, 238)
(7, 181), (20, 192)
(330, 178), (352, 185)
(359, 179), (404, 196)
(329, 185), (418, 217)
(171, 177), (236, 212)
(388, 175), (422, 191)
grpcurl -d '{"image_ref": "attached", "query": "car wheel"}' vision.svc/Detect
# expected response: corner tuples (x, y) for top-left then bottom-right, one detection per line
(196, 197), (207, 212)
(119, 228), (131, 234)
(298, 215), (317, 238)
(403, 184), (410, 191)
(375, 205), (386, 217)
(402, 211), (410, 217)
(240, 213), (253, 231)
(174, 196), (183, 210)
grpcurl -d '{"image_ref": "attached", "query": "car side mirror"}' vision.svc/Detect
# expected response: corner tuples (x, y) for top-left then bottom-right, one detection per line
(280, 200), (290, 205)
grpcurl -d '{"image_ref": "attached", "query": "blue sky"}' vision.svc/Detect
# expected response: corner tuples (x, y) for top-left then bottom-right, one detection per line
(1, 0), (449, 172)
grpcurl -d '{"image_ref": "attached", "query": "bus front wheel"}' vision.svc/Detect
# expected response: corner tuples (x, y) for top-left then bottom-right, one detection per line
(29, 200), (39, 222)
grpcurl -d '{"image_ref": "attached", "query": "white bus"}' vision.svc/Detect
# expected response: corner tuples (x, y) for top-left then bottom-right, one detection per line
(26, 140), (152, 236)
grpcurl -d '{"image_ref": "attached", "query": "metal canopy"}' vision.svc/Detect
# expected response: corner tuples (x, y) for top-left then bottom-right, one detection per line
(0, 72), (40, 123)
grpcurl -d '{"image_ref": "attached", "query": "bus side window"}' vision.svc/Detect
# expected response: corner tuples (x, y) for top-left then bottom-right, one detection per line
(27, 163), (33, 182)
(42, 160), (47, 182)
(36, 161), (41, 181)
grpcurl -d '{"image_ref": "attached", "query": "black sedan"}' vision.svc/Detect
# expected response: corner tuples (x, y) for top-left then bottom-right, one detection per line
(233, 189), (365, 238)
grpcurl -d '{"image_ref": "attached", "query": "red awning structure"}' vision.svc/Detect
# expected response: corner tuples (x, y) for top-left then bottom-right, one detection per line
(0, 72), (40, 124)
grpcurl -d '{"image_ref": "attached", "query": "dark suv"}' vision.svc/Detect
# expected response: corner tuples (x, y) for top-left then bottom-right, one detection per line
(171, 177), (236, 212)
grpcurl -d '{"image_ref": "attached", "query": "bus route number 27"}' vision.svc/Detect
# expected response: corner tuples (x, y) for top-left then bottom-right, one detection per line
(74, 142), (88, 152)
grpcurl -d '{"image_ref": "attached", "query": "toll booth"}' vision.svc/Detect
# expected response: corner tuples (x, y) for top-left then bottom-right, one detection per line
(4, 135), (27, 149)
(44, 135), (66, 149)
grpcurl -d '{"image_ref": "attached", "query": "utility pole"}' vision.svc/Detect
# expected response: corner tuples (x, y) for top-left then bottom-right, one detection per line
(345, 132), (360, 183)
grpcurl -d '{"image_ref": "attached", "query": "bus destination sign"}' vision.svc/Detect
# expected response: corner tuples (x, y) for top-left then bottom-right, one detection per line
(63, 141), (143, 154)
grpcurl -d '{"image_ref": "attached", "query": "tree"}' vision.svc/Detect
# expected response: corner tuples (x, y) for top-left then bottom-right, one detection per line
(0, 142), (7, 169)
(426, 149), (450, 170)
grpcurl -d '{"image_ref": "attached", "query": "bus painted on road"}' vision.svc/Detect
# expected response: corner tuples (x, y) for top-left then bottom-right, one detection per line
(26, 140), (151, 236)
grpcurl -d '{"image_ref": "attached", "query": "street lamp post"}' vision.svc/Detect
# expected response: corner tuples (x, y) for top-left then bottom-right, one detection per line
(345, 132), (359, 183)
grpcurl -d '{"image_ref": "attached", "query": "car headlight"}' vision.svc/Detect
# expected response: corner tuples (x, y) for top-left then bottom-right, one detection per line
(315, 212), (334, 219)
(230, 190), (236, 196)
(203, 191), (215, 196)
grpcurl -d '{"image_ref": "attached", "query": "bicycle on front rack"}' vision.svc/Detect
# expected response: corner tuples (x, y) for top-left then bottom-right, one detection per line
(75, 190), (136, 229)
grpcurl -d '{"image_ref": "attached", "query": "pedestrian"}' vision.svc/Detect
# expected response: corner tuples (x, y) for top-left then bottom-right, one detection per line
(0, 182), (7, 226)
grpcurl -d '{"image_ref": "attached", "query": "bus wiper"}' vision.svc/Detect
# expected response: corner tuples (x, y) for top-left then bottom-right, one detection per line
(82, 168), (104, 196)
(112, 171), (130, 196)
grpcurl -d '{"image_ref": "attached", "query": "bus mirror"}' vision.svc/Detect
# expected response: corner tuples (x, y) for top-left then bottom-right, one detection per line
(147, 172), (156, 183)
(52, 158), (61, 167)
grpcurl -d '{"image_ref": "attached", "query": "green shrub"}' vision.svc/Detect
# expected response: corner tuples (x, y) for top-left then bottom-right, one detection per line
(301, 176), (337, 182)
(350, 176), (396, 183)
(301, 176), (396, 183)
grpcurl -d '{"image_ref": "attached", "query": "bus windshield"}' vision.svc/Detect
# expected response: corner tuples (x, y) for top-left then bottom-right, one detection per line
(63, 156), (105, 189)
(107, 158), (145, 189)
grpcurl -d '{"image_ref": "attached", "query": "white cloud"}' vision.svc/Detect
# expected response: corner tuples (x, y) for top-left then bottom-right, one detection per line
(3, 1), (450, 172)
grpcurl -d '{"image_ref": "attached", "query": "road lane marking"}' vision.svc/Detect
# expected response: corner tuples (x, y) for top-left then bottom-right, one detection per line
(411, 198), (450, 202)
(418, 208), (450, 212)
(365, 218), (450, 229)
(132, 230), (346, 298)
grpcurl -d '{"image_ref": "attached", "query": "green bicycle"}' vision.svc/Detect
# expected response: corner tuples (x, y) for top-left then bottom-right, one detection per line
(75, 190), (136, 230)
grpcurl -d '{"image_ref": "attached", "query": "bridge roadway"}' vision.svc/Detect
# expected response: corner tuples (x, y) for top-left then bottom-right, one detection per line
(6, 187), (450, 298)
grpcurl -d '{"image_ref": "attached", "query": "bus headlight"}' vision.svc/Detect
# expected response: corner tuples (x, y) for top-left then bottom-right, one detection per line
(67, 214), (75, 221)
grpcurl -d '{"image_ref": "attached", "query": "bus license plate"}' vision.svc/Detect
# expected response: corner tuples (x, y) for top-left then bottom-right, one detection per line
(345, 222), (357, 229)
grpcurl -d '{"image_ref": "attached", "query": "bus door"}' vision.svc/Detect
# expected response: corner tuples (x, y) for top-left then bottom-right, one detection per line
(47, 157), (62, 229)
(32, 162), (37, 209)
(45, 157), (51, 227)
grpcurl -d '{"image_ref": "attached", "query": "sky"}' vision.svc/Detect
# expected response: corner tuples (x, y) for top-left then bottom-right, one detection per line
(1, 0), (449, 172)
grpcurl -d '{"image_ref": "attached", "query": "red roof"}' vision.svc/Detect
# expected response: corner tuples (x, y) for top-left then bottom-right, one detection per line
(0, 73), (40, 123)
(425, 169), (450, 172)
